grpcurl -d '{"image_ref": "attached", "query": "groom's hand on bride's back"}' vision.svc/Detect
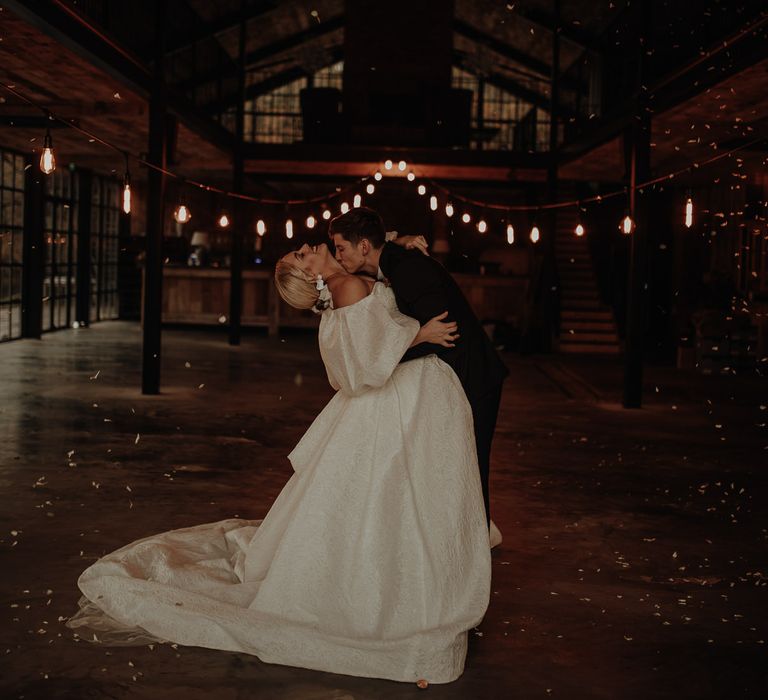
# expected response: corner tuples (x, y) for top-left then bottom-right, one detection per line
(418, 311), (460, 348)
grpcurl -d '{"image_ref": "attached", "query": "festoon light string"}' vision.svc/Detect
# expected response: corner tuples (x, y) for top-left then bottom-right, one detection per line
(3, 81), (766, 243)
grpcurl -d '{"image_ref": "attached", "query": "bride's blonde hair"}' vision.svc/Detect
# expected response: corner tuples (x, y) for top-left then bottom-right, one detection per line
(274, 260), (321, 310)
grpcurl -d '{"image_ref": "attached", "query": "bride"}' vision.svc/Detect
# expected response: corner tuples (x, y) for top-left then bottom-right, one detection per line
(67, 242), (494, 685)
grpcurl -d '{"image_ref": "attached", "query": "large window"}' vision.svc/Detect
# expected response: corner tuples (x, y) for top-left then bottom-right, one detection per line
(312, 61), (343, 89)
(451, 67), (550, 151)
(90, 177), (120, 321)
(247, 77), (306, 144)
(1, 161), (121, 340)
(0, 149), (25, 342)
(236, 61), (554, 150)
(43, 169), (78, 332)
(243, 61), (343, 144)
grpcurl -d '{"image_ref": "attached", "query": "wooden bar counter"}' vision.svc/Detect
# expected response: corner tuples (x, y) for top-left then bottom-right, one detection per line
(152, 267), (318, 335)
(148, 267), (529, 335)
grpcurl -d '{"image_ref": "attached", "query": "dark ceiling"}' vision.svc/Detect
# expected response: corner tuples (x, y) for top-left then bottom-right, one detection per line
(0, 0), (766, 188)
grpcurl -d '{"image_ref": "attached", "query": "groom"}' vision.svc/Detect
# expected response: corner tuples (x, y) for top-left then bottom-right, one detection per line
(329, 207), (508, 526)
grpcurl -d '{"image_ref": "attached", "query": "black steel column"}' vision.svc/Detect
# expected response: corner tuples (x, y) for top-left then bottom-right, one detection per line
(544, 0), (561, 353)
(476, 78), (485, 150)
(547, 0), (561, 246)
(76, 169), (92, 326)
(623, 1), (653, 408)
(142, 0), (168, 394)
(21, 156), (44, 338)
(228, 0), (248, 346)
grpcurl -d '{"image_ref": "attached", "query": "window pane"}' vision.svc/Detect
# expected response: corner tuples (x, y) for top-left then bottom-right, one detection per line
(246, 63), (343, 144)
(2, 153), (13, 188)
(13, 191), (23, 227)
(1, 190), (12, 225)
(13, 230), (24, 264)
(0, 231), (9, 264)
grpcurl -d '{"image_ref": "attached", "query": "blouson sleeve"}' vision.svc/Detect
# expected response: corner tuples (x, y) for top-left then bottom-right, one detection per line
(318, 291), (420, 396)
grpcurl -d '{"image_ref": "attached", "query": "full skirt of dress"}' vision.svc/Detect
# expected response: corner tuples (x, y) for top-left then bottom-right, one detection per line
(67, 354), (493, 684)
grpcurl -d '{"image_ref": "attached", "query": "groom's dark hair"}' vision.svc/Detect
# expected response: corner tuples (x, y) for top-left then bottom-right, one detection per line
(328, 207), (386, 249)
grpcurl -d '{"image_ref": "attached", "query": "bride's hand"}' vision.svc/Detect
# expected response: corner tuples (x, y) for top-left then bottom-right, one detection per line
(392, 235), (429, 256)
(415, 311), (460, 347)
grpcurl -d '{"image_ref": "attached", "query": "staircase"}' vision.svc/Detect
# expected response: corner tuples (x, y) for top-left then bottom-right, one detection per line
(555, 209), (621, 355)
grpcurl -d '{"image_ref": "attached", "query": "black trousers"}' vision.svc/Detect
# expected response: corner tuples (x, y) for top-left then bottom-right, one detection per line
(469, 381), (504, 527)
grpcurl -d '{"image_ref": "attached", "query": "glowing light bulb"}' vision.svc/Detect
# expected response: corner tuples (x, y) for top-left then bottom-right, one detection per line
(445, 203), (454, 217)
(575, 223), (585, 237)
(353, 194), (362, 208)
(398, 160), (407, 171)
(121, 157), (132, 214)
(174, 204), (191, 224)
(417, 185), (426, 196)
(429, 195), (438, 211)
(306, 215), (316, 229)
(684, 196), (693, 228)
(39, 129), (55, 174)
(374, 171), (383, 181)
(477, 219), (487, 233)
(384, 160), (393, 170)
(285, 219), (293, 239)
(40, 148), (55, 174)
(366, 183), (375, 194)
(406, 172), (415, 181)
(340, 202), (350, 214)
(461, 213), (471, 223)
(122, 182), (131, 215)
(506, 224), (515, 244)
(322, 209), (332, 220)
(621, 215), (633, 235)
(530, 225), (540, 243)
(217, 213), (230, 228)
(256, 219), (266, 236)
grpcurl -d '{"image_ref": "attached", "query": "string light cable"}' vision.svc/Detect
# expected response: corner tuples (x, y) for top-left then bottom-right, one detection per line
(2, 81), (766, 218)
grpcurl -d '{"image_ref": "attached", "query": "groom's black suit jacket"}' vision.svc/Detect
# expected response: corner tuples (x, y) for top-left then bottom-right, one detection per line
(379, 242), (508, 402)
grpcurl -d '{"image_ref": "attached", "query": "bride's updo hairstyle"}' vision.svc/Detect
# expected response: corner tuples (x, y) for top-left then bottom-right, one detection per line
(274, 261), (333, 313)
(274, 261), (318, 310)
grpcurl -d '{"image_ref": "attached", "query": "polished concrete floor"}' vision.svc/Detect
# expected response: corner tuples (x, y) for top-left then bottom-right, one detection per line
(1, 322), (766, 699)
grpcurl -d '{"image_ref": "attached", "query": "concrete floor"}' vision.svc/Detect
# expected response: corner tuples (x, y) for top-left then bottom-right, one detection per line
(1, 322), (766, 700)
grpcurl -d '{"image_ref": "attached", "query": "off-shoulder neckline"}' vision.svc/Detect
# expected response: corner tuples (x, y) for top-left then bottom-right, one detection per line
(325, 281), (386, 315)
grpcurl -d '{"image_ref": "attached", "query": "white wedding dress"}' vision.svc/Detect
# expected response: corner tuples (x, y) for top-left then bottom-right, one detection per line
(67, 282), (494, 684)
